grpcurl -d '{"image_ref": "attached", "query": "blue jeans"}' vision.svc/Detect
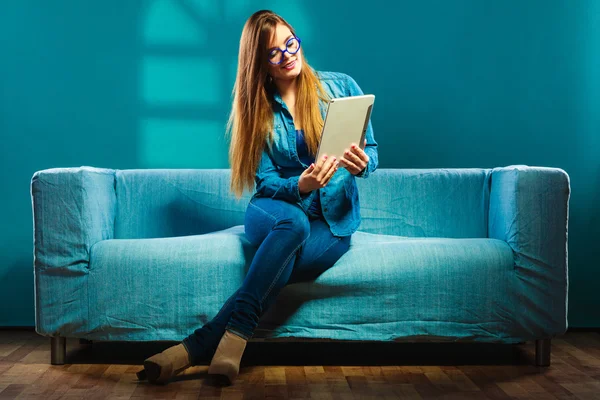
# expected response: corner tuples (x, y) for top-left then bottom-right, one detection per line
(182, 196), (351, 365)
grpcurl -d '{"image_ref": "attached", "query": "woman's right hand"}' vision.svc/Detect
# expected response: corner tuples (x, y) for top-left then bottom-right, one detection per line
(298, 154), (339, 195)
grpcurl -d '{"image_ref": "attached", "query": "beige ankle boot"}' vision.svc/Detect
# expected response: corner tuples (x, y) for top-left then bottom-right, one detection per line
(207, 330), (248, 384)
(142, 343), (191, 384)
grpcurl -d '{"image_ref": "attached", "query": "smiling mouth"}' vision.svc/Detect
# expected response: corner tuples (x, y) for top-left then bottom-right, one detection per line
(282, 60), (296, 69)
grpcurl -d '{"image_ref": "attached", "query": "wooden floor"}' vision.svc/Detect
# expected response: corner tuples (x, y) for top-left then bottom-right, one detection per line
(1, 329), (600, 399)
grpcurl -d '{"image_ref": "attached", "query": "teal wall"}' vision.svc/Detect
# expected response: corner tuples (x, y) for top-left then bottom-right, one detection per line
(1, 1), (598, 327)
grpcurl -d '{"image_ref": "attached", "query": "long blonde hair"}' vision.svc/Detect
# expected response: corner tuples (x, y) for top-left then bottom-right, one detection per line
(226, 10), (330, 199)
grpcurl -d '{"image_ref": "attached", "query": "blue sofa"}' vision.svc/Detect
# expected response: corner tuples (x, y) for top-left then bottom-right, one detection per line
(30, 165), (570, 366)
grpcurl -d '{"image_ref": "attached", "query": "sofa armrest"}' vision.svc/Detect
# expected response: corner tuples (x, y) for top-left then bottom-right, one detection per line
(31, 166), (116, 336)
(488, 165), (570, 338)
(31, 166), (116, 273)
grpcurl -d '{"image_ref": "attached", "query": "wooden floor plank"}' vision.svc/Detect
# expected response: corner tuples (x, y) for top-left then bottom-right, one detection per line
(0, 330), (597, 399)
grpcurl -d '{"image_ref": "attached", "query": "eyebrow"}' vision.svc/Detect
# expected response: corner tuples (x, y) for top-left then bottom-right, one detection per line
(268, 34), (294, 51)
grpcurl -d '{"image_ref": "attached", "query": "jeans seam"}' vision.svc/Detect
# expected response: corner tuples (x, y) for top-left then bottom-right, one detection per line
(301, 236), (342, 265)
(180, 340), (193, 365)
(248, 200), (277, 223)
(261, 234), (308, 305)
(226, 326), (251, 341)
(214, 290), (236, 321)
(241, 199), (308, 338)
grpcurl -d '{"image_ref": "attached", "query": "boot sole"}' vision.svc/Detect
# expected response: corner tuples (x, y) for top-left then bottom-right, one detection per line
(143, 356), (173, 385)
(208, 361), (237, 385)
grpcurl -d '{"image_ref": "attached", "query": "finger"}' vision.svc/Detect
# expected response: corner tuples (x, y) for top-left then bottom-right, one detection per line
(353, 147), (369, 164)
(344, 148), (364, 164)
(323, 160), (338, 186)
(314, 154), (327, 175)
(317, 155), (336, 182)
(302, 164), (313, 179)
(319, 157), (338, 184)
(350, 144), (369, 163)
(339, 158), (359, 174)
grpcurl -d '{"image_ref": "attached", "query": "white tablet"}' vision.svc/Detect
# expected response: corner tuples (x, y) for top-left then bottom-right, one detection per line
(316, 94), (375, 162)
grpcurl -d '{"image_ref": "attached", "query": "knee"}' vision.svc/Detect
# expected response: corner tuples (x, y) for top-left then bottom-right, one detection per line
(248, 197), (310, 243)
(275, 212), (310, 242)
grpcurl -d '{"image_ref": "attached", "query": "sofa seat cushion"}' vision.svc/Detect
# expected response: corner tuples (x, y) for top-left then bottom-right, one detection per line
(87, 225), (518, 342)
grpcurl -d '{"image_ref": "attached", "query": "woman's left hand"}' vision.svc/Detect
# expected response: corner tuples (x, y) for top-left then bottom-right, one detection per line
(339, 139), (369, 176)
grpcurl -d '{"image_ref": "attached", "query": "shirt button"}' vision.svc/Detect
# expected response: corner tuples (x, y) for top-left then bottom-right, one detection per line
(322, 191), (326, 196)
(324, 207), (328, 212)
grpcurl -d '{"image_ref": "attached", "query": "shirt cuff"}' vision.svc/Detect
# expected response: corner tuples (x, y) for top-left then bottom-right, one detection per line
(292, 176), (315, 210)
(356, 166), (368, 178)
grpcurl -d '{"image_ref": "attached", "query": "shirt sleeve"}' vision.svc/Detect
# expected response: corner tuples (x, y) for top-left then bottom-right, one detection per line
(345, 74), (379, 179)
(254, 147), (314, 209)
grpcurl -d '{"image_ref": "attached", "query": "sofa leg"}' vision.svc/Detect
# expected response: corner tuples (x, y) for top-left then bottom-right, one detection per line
(535, 338), (551, 366)
(51, 336), (66, 365)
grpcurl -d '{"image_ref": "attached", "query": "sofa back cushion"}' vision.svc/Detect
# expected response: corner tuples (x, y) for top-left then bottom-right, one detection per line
(356, 169), (491, 238)
(114, 169), (250, 239)
(114, 168), (491, 239)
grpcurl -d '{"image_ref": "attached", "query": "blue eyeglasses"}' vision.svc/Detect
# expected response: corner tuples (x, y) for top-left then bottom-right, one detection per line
(267, 36), (302, 65)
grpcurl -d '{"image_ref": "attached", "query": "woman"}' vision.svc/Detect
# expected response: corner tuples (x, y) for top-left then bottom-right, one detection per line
(139, 9), (378, 385)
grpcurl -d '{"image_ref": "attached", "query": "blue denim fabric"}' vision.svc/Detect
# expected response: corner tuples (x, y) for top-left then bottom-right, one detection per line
(181, 71), (369, 362)
(252, 70), (379, 237)
(296, 129), (323, 219)
(182, 196), (351, 364)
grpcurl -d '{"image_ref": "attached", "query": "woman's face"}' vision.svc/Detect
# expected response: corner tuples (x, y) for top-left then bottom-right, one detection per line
(266, 23), (302, 82)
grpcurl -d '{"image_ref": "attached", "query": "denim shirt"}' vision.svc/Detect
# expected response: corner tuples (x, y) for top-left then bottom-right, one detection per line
(296, 129), (323, 219)
(251, 70), (379, 237)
